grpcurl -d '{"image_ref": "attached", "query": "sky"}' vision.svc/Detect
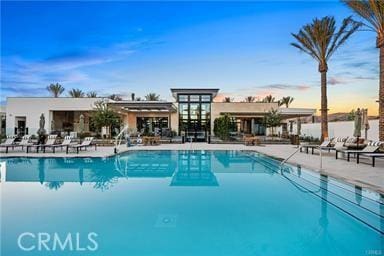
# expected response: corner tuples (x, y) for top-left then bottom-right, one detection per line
(0, 1), (380, 115)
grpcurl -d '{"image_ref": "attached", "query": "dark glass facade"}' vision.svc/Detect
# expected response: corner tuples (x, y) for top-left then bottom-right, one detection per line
(177, 94), (212, 140)
(137, 117), (168, 134)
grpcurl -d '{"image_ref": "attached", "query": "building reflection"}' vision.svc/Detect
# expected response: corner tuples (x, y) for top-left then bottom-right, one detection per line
(170, 151), (218, 186)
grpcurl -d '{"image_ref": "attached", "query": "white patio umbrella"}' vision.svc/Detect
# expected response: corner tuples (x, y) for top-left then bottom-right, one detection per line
(79, 114), (85, 134)
(353, 108), (362, 138)
(361, 108), (370, 140)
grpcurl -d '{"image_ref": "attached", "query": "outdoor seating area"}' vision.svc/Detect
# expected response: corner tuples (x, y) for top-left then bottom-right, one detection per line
(300, 137), (384, 167)
(0, 135), (97, 154)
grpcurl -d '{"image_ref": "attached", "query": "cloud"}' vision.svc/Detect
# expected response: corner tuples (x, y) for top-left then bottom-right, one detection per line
(1, 40), (158, 99)
(328, 77), (347, 85)
(328, 75), (378, 86)
(258, 84), (310, 91)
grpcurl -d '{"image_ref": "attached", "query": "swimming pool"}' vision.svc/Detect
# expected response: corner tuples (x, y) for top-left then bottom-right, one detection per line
(1, 150), (383, 256)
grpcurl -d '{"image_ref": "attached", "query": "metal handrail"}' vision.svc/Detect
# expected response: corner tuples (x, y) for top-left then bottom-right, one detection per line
(280, 146), (301, 166)
(114, 125), (129, 154)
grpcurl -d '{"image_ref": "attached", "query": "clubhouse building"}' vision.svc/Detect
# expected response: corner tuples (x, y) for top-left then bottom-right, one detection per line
(3, 88), (315, 140)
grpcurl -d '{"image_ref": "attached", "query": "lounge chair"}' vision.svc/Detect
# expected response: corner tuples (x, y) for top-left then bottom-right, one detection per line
(300, 138), (332, 154)
(0, 135), (17, 153)
(335, 141), (383, 162)
(41, 135), (74, 153)
(66, 137), (96, 154)
(357, 152), (384, 167)
(26, 135), (58, 153)
(10, 135), (33, 152)
(322, 137), (348, 152)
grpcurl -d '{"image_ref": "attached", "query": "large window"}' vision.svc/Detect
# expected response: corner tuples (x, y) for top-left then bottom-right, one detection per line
(137, 117), (168, 134)
(177, 94), (212, 139)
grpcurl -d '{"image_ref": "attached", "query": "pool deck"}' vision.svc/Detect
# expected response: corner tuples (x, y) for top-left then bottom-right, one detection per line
(1, 143), (383, 194)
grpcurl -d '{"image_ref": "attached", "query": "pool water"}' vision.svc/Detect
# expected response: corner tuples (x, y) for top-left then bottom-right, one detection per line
(1, 150), (383, 256)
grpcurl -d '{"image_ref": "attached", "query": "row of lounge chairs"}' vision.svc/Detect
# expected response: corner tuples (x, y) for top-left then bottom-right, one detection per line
(0, 135), (97, 154)
(300, 137), (384, 167)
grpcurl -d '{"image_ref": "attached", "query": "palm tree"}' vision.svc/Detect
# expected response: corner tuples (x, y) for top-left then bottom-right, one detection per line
(46, 83), (65, 97)
(279, 96), (294, 108)
(343, 0), (384, 140)
(244, 96), (256, 102)
(263, 95), (275, 103)
(145, 93), (160, 101)
(291, 16), (360, 141)
(68, 88), (85, 98)
(222, 97), (233, 102)
(87, 91), (97, 98)
(108, 94), (123, 101)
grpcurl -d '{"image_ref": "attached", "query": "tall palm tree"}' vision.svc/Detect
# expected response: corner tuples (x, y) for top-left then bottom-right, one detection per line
(279, 96), (294, 108)
(343, 0), (384, 140)
(46, 83), (65, 97)
(108, 94), (123, 101)
(87, 91), (98, 98)
(68, 88), (85, 98)
(222, 97), (233, 102)
(291, 16), (361, 141)
(145, 93), (160, 101)
(263, 95), (276, 103)
(244, 96), (255, 102)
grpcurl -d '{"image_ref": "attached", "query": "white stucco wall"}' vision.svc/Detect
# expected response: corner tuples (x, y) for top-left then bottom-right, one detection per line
(5, 97), (102, 135)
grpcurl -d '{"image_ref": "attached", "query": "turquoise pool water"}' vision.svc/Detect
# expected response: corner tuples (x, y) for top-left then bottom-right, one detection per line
(1, 150), (383, 256)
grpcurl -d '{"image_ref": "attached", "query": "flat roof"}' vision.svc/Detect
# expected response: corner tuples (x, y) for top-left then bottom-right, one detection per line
(170, 88), (219, 99)
(108, 101), (176, 112)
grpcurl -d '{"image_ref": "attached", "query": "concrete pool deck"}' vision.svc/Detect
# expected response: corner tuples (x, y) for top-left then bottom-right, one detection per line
(1, 143), (383, 194)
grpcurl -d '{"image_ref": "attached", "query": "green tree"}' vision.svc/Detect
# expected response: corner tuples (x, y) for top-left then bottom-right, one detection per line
(264, 109), (282, 136)
(347, 109), (356, 121)
(46, 83), (65, 97)
(68, 88), (85, 98)
(213, 114), (232, 140)
(145, 93), (160, 101)
(291, 16), (360, 141)
(87, 91), (98, 98)
(91, 101), (121, 138)
(343, 0), (384, 140)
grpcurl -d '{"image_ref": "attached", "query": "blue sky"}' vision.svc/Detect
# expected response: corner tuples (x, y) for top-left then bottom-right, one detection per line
(1, 1), (379, 114)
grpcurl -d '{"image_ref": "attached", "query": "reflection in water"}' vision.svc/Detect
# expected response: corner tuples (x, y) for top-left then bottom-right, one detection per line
(45, 181), (64, 190)
(171, 151), (218, 186)
(355, 186), (362, 206)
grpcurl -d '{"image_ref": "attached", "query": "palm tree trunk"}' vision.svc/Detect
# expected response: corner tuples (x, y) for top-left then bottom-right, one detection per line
(320, 71), (329, 142)
(380, 46), (384, 141)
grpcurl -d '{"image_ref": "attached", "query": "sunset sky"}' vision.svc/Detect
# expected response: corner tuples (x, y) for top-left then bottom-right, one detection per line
(1, 1), (379, 115)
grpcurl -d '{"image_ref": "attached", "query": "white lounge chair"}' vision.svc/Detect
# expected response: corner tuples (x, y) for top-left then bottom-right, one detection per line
(0, 135), (17, 153)
(26, 135), (58, 153)
(66, 137), (96, 154)
(336, 141), (383, 162)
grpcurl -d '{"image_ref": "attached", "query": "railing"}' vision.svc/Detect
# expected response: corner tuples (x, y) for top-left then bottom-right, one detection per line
(114, 125), (129, 154)
(280, 146), (301, 167)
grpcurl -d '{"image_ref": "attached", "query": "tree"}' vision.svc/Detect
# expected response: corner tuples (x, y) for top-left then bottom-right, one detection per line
(213, 114), (233, 140)
(108, 94), (123, 101)
(244, 96), (256, 103)
(343, 0), (384, 140)
(264, 109), (282, 136)
(145, 93), (160, 101)
(68, 88), (85, 98)
(222, 97), (233, 103)
(291, 16), (360, 141)
(87, 91), (98, 98)
(347, 109), (356, 121)
(46, 83), (65, 97)
(279, 96), (294, 108)
(91, 101), (121, 138)
(262, 95), (276, 103)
